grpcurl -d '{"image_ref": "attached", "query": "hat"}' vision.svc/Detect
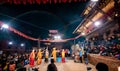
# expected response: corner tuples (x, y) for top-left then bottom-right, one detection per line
(53, 48), (56, 50)
(39, 49), (41, 51)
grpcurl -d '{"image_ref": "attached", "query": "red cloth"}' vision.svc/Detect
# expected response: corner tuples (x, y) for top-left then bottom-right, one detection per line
(29, 51), (35, 67)
(29, 58), (34, 67)
(62, 58), (65, 63)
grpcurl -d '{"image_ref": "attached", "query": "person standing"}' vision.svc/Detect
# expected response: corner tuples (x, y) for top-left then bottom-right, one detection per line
(37, 49), (42, 65)
(52, 48), (57, 62)
(84, 51), (88, 65)
(47, 58), (58, 71)
(61, 49), (65, 63)
(45, 49), (49, 63)
(29, 50), (35, 67)
(79, 48), (83, 63)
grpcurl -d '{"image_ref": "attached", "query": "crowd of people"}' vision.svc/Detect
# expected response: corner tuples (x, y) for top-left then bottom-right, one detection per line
(0, 47), (70, 71)
(0, 40), (120, 71)
(83, 36), (120, 60)
(0, 52), (29, 71)
(88, 44), (120, 59)
(72, 37), (120, 66)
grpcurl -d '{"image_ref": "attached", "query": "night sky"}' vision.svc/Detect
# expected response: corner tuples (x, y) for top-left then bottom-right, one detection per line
(0, 1), (88, 47)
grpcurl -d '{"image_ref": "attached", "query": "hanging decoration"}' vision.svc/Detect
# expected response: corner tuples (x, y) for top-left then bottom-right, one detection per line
(0, 0), (86, 5)
(0, 21), (82, 42)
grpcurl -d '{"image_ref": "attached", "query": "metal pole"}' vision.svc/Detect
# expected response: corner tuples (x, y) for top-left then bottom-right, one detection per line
(74, 39), (76, 52)
(38, 37), (40, 48)
(74, 39), (76, 46)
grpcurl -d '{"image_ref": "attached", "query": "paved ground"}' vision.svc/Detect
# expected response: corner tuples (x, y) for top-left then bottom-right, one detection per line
(25, 59), (96, 71)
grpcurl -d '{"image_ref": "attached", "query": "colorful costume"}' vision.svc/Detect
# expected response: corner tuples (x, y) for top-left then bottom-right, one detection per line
(29, 50), (35, 67)
(61, 49), (65, 63)
(52, 48), (57, 62)
(45, 49), (49, 63)
(37, 49), (42, 65)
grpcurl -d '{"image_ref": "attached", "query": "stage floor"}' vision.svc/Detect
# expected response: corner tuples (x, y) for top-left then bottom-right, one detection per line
(25, 59), (96, 71)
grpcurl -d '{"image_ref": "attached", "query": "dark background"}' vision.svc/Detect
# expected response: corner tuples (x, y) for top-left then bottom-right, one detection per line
(0, 1), (88, 48)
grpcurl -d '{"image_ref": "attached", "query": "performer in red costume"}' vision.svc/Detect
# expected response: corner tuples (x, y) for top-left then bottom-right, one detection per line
(29, 50), (35, 67)
(61, 49), (65, 63)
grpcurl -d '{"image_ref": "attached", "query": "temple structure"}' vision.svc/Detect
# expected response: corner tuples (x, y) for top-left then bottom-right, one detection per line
(73, 0), (120, 41)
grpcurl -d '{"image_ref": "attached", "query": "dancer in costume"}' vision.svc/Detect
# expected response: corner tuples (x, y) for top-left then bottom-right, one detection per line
(45, 49), (49, 63)
(29, 50), (35, 67)
(61, 49), (65, 63)
(37, 49), (42, 65)
(52, 48), (57, 62)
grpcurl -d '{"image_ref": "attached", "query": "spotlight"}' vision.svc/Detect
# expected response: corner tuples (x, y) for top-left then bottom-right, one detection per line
(20, 43), (25, 47)
(94, 21), (101, 27)
(2, 24), (9, 29)
(81, 32), (85, 35)
(54, 36), (58, 39)
(54, 35), (61, 40)
(9, 42), (13, 45)
(57, 36), (61, 39)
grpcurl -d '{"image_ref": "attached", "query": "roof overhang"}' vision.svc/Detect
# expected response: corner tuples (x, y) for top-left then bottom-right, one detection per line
(73, 0), (114, 36)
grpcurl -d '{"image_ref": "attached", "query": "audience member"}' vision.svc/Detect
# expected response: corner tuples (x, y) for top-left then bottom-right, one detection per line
(96, 62), (108, 71)
(47, 58), (58, 71)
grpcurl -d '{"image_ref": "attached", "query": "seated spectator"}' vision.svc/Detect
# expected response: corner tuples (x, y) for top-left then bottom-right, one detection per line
(84, 51), (88, 65)
(96, 62), (108, 71)
(8, 61), (16, 71)
(47, 58), (58, 71)
(16, 60), (24, 69)
(24, 58), (29, 65)
(3, 61), (9, 71)
(115, 53), (120, 58)
(118, 54), (120, 60)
